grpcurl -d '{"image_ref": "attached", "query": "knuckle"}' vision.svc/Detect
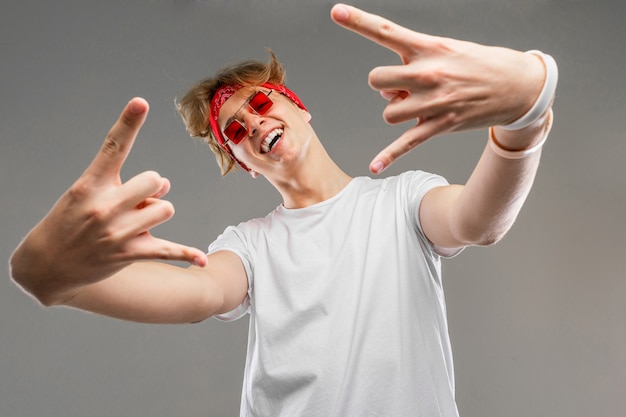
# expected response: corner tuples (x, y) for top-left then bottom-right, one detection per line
(154, 244), (178, 261)
(412, 70), (439, 87)
(154, 246), (170, 261)
(86, 205), (113, 223)
(150, 199), (175, 221)
(382, 112), (394, 124)
(444, 111), (459, 125)
(100, 225), (121, 242)
(368, 68), (384, 88)
(382, 107), (407, 125)
(115, 240), (142, 261)
(411, 63), (449, 87)
(429, 36), (449, 51)
(102, 132), (125, 157)
(67, 178), (91, 200)
(378, 19), (395, 38)
(401, 137), (419, 152)
(382, 108), (396, 124)
(142, 170), (163, 189)
(159, 200), (175, 218)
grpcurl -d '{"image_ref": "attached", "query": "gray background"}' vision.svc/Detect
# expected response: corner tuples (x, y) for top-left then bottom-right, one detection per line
(1, 0), (624, 416)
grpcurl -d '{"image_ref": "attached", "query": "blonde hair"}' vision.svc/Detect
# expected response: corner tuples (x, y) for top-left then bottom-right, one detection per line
(176, 50), (287, 175)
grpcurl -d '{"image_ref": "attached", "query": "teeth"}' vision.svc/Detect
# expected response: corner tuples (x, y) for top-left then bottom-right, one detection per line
(261, 128), (283, 153)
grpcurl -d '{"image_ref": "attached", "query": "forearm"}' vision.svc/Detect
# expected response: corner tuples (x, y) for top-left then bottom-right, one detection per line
(450, 109), (553, 245)
(62, 262), (224, 324)
(11, 252), (225, 324)
(10, 236), (209, 322)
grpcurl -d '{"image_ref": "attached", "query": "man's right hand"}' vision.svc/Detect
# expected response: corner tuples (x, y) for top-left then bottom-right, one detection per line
(10, 97), (207, 305)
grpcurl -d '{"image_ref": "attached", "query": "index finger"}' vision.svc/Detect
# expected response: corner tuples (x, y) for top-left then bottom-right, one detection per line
(86, 97), (150, 180)
(330, 4), (429, 57)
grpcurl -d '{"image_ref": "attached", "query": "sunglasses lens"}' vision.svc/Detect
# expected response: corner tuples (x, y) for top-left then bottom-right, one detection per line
(224, 120), (247, 144)
(249, 91), (273, 114)
(223, 91), (274, 144)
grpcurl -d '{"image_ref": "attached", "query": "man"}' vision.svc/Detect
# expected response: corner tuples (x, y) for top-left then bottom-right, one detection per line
(9, 4), (557, 416)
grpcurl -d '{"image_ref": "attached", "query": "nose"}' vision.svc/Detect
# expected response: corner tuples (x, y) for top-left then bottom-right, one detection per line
(242, 109), (265, 137)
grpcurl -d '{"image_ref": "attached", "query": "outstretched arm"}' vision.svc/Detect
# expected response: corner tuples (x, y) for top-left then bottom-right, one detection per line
(420, 113), (552, 248)
(59, 251), (248, 324)
(331, 4), (556, 248)
(10, 98), (247, 322)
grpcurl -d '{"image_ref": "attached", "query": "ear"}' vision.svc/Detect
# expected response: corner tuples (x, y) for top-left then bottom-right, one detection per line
(300, 107), (312, 123)
(250, 169), (259, 179)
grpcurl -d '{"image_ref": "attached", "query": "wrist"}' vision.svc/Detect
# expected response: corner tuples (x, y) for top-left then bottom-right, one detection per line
(10, 228), (75, 306)
(501, 50), (558, 131)
(489, 108), (553, 159)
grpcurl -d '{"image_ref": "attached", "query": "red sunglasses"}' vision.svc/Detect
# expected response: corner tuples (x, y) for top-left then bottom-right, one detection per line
(222, 90), (274, 144)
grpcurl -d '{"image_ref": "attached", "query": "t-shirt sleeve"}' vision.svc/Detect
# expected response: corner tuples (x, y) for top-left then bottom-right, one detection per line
(207, 225), (254, 322)
(401, 170), (464, 259)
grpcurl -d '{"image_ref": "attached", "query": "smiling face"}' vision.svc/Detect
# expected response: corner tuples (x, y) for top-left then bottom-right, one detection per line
(217, 86), (314, 177)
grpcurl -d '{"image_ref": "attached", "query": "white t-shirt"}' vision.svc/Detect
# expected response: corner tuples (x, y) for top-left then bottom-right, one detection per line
(209, 171), (461, 417)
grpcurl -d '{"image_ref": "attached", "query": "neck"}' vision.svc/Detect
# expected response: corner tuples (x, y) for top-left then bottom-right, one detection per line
(268, 146), (352, 209)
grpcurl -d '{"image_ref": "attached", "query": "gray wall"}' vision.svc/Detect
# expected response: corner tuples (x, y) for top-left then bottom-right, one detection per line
(1, 1), (624, 416)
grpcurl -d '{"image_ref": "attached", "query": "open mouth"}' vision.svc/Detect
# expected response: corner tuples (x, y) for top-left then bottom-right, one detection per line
(261, 128), (283, 154)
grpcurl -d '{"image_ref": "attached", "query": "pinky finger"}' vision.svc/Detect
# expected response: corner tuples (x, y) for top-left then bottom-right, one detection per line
(369, 117), (448, 174)
(126, 234), (208, 267)
(154, 239), (208, 267)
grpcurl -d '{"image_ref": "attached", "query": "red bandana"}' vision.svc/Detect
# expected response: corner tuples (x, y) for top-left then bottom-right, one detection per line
(208, 83), (307, 172)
